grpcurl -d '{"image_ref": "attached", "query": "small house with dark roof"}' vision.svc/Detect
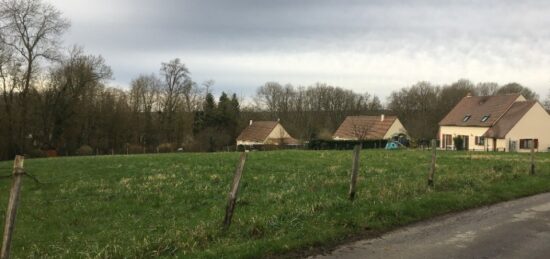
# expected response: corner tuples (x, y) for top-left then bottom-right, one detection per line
(438, 93), (550, 152)
(236, 120), (299, 147)
(333, 115), (408, 140)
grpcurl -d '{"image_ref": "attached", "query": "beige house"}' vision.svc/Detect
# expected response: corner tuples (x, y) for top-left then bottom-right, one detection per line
(333, 115), (408, 140)
(236, 120), (299, 146)
(438, 93), (550, 152)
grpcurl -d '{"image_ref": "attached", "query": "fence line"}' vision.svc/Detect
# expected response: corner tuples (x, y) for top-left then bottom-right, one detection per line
(348, 144), (361, 201)
(223, 152), (247, 230)
(428, 139), (437, 187)
(1, 156), (25, 259)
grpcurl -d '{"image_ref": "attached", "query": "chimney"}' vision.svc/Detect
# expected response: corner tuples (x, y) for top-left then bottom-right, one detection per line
(380, 114), (385, 122)
(249, 120), (253, 125)
(466, 92), (473, 97)
(277, 118), (280, 122)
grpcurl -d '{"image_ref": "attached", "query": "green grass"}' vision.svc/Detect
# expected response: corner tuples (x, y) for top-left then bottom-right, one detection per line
(0, 150), (549, 258)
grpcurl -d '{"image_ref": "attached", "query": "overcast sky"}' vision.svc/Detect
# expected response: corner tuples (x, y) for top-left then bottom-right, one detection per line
(53, 0), (550, 99)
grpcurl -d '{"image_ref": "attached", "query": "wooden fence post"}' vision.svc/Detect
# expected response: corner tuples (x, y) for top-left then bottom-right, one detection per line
(1, 155), (25, 259)
(428, 139), (436, 186)
(530, 139), (535, 175)
(349, 144), (361, 201)
(223, 152), (247, 230)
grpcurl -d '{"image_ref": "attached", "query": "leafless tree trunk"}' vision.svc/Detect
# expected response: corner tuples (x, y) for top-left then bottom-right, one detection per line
(160, 58), (190, 143)
(0, 0), (69, 154)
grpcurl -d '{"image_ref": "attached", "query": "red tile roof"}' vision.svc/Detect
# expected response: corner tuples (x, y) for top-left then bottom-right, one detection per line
(333, 115), (397, 139)
(483, 101), (536, 138)
(236, 121), (299, 145)
(236, 121), (278, 142)
(439, 94), (520, 126)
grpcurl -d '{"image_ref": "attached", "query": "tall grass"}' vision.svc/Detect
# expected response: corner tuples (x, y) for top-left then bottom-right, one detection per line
(0, 150), (549, 258)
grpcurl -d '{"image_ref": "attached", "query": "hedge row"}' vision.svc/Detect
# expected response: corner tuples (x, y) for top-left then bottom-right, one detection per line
(307, 139), (389, 150)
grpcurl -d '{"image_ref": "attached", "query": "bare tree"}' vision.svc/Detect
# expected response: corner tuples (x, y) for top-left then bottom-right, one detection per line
(202, 79), (214, 95)
(474, 82), (499, 96)
(129, 74), (161, 145)
(496, 82), (539, 100)
(0, 41), (20, 156)
(182, 79), (203, 112)
(160, 58), (189, 112)
(0, 0), (70, 153)
(387, 81), (442, 140)
(130, 74), (160, 113)
(350, 118), (371, 141)
(159, 58), (190, 142)
(45, 47), (112, 148)
(255, 82), (284, 113)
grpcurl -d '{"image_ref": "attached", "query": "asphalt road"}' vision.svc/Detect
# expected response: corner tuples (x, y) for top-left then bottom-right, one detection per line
(311, 192), (550, 259)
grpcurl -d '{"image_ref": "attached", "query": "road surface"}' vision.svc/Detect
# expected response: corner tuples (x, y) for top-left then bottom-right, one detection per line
(311, 192), (550, 259)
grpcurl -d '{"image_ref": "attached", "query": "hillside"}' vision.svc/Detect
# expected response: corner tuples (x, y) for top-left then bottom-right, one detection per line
(1, 150), (549, 258)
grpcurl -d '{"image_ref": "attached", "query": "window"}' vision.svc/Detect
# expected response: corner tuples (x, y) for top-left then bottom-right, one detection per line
(475, 136), (485, 145)
(442, 134), (453, 149)
(463, 115), (471, 122)
(481, 115), (490, 122)
(519, 139), (538, 149)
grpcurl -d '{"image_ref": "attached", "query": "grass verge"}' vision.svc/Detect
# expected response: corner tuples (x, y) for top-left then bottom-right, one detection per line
(0, 150), (549, 258)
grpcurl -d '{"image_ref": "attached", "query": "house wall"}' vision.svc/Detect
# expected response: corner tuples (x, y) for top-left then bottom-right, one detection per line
(383, 119), (408, 139)
(439, 126), (494, 151)
(494, 139), (508, 152)
(506, 103), (550, 152)
(236, 140), (263, 146)
(266, 124), (292, 140)
(515, 95), (527, 102)
(237, 123), (292, 146)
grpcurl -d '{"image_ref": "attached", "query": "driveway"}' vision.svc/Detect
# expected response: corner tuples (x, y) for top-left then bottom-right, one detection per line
(310, 192), (550, 259)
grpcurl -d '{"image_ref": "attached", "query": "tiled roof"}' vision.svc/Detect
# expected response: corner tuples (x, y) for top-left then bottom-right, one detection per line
(333, 115), (397, 139)
(439, 94), (520, 126)
(236, 121), (278, 142)
(483, 101), (536, 138)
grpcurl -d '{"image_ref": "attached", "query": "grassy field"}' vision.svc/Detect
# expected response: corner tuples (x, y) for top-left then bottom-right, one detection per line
(0, 150), (549, 258)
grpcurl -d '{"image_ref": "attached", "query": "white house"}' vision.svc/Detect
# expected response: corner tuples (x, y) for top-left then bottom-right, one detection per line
(333, 115), (408, 140)
(438, 93), (550, 152)
(236, 120), (298, 147)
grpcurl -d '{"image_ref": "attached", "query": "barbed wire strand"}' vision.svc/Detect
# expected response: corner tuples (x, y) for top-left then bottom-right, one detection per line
(0, 171), (41, 185)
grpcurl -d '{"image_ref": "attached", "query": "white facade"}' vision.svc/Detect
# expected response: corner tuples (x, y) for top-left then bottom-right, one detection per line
(236, 123), (293, 146)
(506, 103), (550, 152)
(439, 102), (550, 152)
(383, 119), (408, 139)
(439, 126), (491, 151)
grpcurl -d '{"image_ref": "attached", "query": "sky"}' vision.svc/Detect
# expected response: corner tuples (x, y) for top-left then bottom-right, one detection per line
(53, 0), (550, 100)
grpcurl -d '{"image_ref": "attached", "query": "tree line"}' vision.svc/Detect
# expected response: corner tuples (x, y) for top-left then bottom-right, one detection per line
(250, 82), (383, 140)
(387, 80), (542, 142)
(0, 0), (243, 159)
(253, 79), (546, 146)
(1, 0), (549, 160)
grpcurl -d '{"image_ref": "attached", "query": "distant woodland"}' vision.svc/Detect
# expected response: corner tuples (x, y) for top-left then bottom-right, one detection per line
(0, 0), (549, 160)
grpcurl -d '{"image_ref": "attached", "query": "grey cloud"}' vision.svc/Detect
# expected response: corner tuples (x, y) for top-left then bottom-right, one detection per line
(55, 0), (550, 97)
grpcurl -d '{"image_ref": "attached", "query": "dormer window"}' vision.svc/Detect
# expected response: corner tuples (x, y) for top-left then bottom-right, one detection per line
(481, 115), (490, 122)
(463, 115), (471, 122)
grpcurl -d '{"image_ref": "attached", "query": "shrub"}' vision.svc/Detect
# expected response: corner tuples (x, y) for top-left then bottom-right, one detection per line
(27, 149), (46, 158)
(128, 144), (145, 154)
(76, 145), (94, 156)
(157, 143), (175, 153)
(307, 139), (388, 150)
(45, 149), (58, 157)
